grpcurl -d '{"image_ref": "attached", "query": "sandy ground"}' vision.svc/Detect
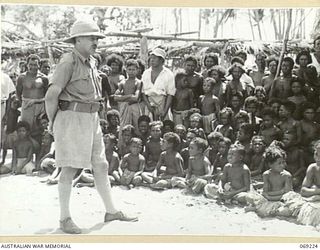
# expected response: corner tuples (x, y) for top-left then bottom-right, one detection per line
(0, 172), (320, 238)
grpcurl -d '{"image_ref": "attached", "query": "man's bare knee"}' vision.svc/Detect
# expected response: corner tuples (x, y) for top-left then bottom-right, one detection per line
(59, 167), (78, 184)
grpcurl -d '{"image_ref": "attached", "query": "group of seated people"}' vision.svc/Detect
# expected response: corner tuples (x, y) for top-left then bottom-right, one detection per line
(1, 35), (320, 229)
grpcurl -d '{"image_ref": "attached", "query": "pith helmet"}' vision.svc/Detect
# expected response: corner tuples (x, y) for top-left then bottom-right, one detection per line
(64, 19), (105, 43)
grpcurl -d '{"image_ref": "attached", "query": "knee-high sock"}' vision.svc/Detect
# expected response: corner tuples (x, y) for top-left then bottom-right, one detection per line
(93, 164), (117, 214)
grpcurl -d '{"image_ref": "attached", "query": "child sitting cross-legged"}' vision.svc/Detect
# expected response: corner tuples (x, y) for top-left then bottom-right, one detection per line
(103, 133), (120, 185)
(119, 137), (145, 188)
(150, 132), (184, 190)
(216, 143), (252, 204)
(184, 137), (212, 194)
(11, 121), (35, 175)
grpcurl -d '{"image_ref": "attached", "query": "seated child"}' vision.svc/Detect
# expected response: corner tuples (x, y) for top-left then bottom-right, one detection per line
(103, 133), (120, 185)
(105, 109), (120, 138)
(213, 137), (231, 174)
(301, 140), (320, 200)
(188, 113), (206, 139)
(36, 130), (54, 170)
(205, 143), (251, 203)
(249, 136), (266, 189)
(234, 110), (249, 131)
(119, 137), (145, 187)
(282, 131), (306, 190)
(174, 124), (188, 152)
(213, 107), (235, 142)
(216, 143), (251, 203)
(11, 121), (35, 175)
(99, 119), (108, 135)
(258, 107), (282, 146)
(205, 131), (224, 165)
(244, 96), (263, 133)
(150, 132), (184, 189)
(162, 120), (175, 135)
(184, 137), (212, 194)
(180, 129), (197, 171)
(198, 77), (220, 134)
(118, 124), (135, 158)
(137, 115), (151, 146)
(235, 123), (254, 165)
(142, 121), (163, 184)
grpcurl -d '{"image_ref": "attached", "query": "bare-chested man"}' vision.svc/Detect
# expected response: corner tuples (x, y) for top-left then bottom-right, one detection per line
(16, 54), (48, 132)
(269, 57), (294, 99)
(184, 55), (204, 104)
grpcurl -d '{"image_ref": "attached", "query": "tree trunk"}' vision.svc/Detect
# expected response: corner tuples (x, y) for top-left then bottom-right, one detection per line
(213, 10), (220, 38)
(198, 9), (201, 39)
(270, 9), (279, 40)
(248, 10), (256, 40)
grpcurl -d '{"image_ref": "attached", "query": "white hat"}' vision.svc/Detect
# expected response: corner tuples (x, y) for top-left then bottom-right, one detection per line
(150, 48), (166, 60)
(64, 19), (105, 43)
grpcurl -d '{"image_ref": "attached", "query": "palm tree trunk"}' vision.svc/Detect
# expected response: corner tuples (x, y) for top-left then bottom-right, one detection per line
(270, 9), (279, 40)
(198, 9), (201, 39)
(248, 10), (256, 40)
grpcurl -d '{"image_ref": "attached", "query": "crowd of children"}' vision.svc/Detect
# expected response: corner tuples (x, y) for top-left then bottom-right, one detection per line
(1, 36), (320, 229)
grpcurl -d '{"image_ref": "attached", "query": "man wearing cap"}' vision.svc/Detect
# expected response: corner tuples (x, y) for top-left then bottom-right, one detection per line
(141, 48), (175, 121)
(45, 19), (137, 234)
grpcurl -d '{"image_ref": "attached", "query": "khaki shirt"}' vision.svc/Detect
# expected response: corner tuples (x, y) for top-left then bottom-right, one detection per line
(51, 48), (102, 103)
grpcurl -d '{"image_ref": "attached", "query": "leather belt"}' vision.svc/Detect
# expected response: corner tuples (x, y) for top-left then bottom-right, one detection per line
(65, 101), (101, 113)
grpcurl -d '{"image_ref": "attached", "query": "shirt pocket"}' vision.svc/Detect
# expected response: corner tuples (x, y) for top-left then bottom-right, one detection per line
(68, 73), (94, 95)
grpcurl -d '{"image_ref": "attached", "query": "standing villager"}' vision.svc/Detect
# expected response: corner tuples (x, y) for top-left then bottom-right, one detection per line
(45, 19), (137, 234)
(141, 48), (176, 121)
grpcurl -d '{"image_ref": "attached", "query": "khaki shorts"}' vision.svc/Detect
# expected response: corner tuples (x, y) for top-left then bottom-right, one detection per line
(53, 110), (107, 169)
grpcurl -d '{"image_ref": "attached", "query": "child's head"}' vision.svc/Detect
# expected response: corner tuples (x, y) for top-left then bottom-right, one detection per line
(301, 102), (316, 121)
(254, 86), (266, 102)
(41, 130), (54, 146)
(295, 50), (312, 67)
(175, 71), (189, 89)
(125, 59), (139, 78)
(229, 62), (245, 80)
(189, 113), (202, 129)
(237, 123), (254, 143)
(149, 121), (163, 140)
(281, 57), (294, 75)
(255, 53), (266, 70)
(37, 113), (49, 130)
(129, 137), (143, 155)
(138, 115), (151, 135)
(207, 65), (226, 82)
(244, 96), (259, 115)
(174, 124), (187, 140)
(234, 110), (249, 130)
(266, 56), (279, 75)
(106, 53), (124, 74)
(261, 108), (276, 128)
(103, 133), (118, 150)
(99, 119), (108, 134)
(162, 132), (181, 151)
(279, 100), (295, 119)
(268, 98), (281, 115)
(264, 145), (287, 173)
(282, 131), (296, 148)
(106, 109), (120, 127)
(219, 107), (233, 125)
(184, 55), (198, 74)
(290, 78), (305, 96)
(186, 129), (197, 145)
(207, 131), (224, 148)
(251, 135), (266, 154)
(204, 53), (219, 68)
(203, 77), (216, 94)
(313, 140), (320, 165)
(218, 137), (232, 155)
(122, 124), (135, 143)
(16, 121), (30, 139)
(10, 95), (19, 110)
(234, 50), (247, 62)
(230, 92), (244, 110)
(227, 143), (245, 165)
(162, 120), (175, 134)
(189, 137), (208, 157)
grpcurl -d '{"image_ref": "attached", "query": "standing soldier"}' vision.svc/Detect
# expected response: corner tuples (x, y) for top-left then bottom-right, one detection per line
(45, 19), (137, 234)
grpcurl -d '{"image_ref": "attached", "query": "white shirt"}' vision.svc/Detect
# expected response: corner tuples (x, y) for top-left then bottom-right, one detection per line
(141, 66), (176, 97)
(310, 53), (320, 77)
(1, 71), (15, 101)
